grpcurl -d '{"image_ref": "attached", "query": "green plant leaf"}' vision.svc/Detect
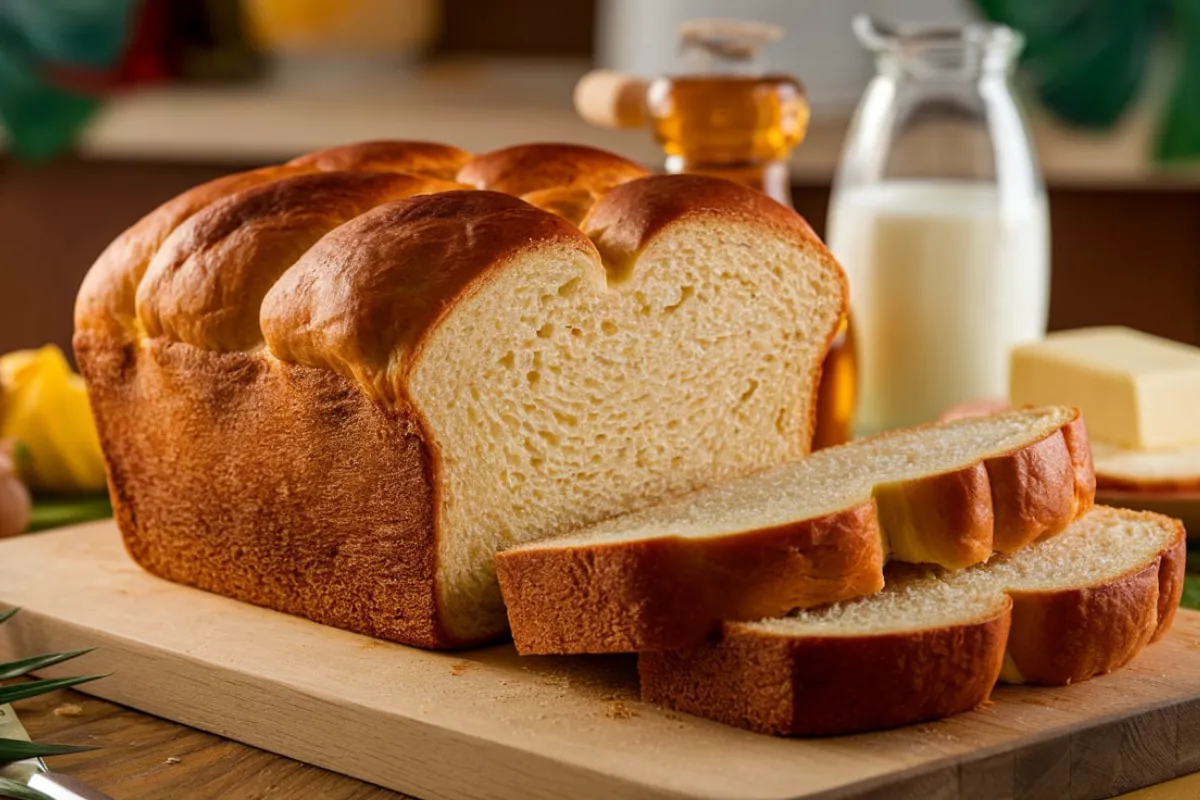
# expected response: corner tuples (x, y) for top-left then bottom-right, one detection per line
(0, 737), (96, 763)
(0, 675), (105, 705)
(27, 495), (111, 534)
(0, 650), (93, 681)
(1156, 0), (1200, 161)
(973, 0), (1163, 128)
(0, 777), (54, 800)
(0, 610), (16, 628)
(1181, 574), (1200, 610)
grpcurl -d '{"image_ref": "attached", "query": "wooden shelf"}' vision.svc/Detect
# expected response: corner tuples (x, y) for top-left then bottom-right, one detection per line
(20, 59), (1200, 189)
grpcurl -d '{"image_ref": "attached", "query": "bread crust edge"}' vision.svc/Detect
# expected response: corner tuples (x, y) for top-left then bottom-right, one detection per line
(638, 600), (1012, 736)
(497, 502), (885, 655)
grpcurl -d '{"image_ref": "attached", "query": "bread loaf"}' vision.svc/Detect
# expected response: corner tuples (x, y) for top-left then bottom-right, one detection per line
(74, 141), (847, 648)
(640, 506), (1184, 736)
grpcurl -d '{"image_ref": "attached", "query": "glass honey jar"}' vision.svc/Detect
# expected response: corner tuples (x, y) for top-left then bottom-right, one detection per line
(576, 20), (857, 448)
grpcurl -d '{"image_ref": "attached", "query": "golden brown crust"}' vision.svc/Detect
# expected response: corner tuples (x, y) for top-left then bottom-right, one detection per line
(1003, 512), (1185, 684)
(1062, 415), (1098, 517)
(1153, 527), (1187, 641)
(288, 140), (471, 179)
(136, 172), (461, 351)
(639, 604), (1011, 736)
(79, 140), (479, 343)
(985, 413), (1094, 554)
(260, 190), (595, 404)
(74, 331), (476, 648)
(874, 463), (994, 568)
(581, 173), (836, 280)
(74, 165), (307, 338)
(498, 503), (885, 655)
(1005, 564), (1160, 684)
(998, 513), (1185, 681)
(456, 144), (648, 225)
(456, 143), (647, 197)
(873, 408), (1092, 564)
(639, 625), (797, 735)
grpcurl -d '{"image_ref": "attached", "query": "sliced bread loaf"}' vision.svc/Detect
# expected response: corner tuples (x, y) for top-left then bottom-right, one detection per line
(76, 141), (848, 648)
(496, 406), (1094, 655)
(639, 506), (1185, 736)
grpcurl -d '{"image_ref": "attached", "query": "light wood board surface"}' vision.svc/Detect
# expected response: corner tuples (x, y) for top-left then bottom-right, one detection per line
(4, 521), (1200, 800)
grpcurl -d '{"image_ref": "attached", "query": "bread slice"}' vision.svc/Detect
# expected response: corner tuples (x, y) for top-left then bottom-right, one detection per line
(941, 403), (1200, 494)
(497, 406), (1094, 655)
(1091, 441), (1200, 493)
(639, 506), (1185, 736)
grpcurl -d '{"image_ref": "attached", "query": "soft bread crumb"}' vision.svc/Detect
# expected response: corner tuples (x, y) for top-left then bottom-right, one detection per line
(518, 406), (1077, 550)
(53, 703), (84, 718)
(411, 219), (844, 639)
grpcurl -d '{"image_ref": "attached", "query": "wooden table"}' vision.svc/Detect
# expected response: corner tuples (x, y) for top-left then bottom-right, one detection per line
(17, 689), (396, 799)
(10, 689), (1200, 799)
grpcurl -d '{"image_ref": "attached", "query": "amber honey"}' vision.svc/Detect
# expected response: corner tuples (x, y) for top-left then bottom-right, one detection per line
(644, 72), (857, 448)
(646, 75), (808, 167)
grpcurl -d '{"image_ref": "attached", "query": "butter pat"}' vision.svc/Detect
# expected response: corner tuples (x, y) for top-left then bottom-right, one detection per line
(1010, 327), (1200, 449)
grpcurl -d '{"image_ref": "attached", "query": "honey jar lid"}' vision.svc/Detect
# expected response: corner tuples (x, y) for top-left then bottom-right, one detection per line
(677, 19), (783, 63)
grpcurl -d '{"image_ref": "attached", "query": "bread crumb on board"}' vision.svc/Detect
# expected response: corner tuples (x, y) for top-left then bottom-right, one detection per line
(450, 661), (475, 676)
(53, 703), (84, 718)
(606, 701), (637, 720)
(165, 757), (182, 766)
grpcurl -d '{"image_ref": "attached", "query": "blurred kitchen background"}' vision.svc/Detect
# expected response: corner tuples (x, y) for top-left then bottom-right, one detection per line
(2, 0), (1198, 359)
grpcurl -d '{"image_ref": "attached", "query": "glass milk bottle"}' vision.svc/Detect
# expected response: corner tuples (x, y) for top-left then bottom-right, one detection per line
(827, 16), (1049, 435)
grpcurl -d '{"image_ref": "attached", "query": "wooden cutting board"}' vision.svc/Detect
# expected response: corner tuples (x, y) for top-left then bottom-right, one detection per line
(4, 522), (1200, 800)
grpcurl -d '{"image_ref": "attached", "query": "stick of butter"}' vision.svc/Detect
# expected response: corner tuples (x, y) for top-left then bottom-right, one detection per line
(1010, 327), (1200, 450)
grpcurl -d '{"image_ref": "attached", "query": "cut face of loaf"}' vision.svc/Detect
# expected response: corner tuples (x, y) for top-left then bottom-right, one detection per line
(73, 141), (847, 647)
(497, 406), (1094, 654)
(639, 506), (1185, 736)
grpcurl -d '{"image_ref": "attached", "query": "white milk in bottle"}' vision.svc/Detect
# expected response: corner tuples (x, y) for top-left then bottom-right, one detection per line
(832, 17), (1050, 435)
(827, 180), (1049, 433)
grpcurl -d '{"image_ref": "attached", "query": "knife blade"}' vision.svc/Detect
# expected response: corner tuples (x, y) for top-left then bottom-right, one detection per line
(0, 701), (44, 783)
(0, 703), (112, 800)
(27, 772), (114, 800)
